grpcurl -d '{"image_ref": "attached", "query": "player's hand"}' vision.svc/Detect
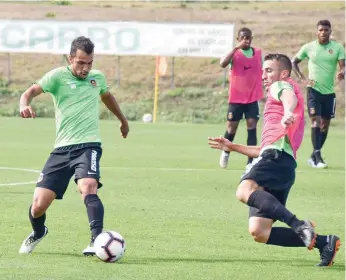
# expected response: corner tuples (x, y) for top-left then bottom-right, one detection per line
(336, 70), (345, 81)
(208, 136), (232, 152)
(300, 78), (315, 87)
(20, 105), (36, 118)
(281, 112), (296, 128)
(235, 39), (247, 50)
(119, 119), (129, 138)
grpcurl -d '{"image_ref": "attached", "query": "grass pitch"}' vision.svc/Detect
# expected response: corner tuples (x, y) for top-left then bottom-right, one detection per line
(0, 117), (344, 280)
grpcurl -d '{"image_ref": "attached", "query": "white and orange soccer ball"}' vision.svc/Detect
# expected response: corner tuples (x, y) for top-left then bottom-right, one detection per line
(94, 231), (126, 263)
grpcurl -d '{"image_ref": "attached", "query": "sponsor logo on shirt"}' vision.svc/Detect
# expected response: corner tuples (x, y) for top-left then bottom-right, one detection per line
(328, 49), (333, 54)
(67, 81), (76, 89)
(244, 66), (252, 70)
(90, 78), (97, 87)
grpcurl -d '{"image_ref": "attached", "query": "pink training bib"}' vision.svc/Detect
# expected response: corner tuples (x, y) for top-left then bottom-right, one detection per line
(261, 78), (305, 159)
(228, 48), (263, 104)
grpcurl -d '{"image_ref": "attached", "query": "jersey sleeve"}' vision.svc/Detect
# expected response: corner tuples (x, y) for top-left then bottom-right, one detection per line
(98, 72), (109, 95)
(269, 81), (294, 101)
(295, 44), (309, 60)
(36, 69), (59, 95)
(337, 43), (345, 60)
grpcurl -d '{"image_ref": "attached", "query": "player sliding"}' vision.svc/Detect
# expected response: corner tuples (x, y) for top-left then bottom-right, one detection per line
(208, 53), (340, 267)
(18, 36), (129, 256)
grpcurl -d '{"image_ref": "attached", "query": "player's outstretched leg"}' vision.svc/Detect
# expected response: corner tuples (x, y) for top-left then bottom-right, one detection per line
(263, 226), (341, 266)
(238, 181), (316, 249)
(315, 234), (341, 266)
(19, 188), (55, 254)
(19, 206), (49, 254)
(82, 193), (104, 256)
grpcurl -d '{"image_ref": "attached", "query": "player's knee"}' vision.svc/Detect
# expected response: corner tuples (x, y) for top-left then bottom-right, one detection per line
(236, 180), (257, 203)
(311, 117), (320, 127)
(78, 178), (98, 197)
(248, 227), (269, 243)
(246, 120), (257, 130)
(228, 126), (237, 134)
(320, 120), (330, 132)
(31, 200), (48, 217)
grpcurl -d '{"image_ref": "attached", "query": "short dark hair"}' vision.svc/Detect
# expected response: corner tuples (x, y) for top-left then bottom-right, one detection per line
(317, 20), (331, 28)
(264, 53), (292, 76)
(238, 27), (252, 37)
(70, 36), (94, 56)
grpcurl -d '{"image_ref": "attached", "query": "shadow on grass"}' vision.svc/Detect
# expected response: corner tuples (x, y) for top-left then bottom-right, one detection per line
(35, 251), (86, 258)
(122, 256), (345, 270)
(31, 253), (345, 271)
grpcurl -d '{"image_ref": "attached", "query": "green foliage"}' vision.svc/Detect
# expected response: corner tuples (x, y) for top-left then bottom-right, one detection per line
(0, 78), (22, 96)
(45, 12), (56, 18)
(0, 78), (9, 95)
(55, 0), (71, 6)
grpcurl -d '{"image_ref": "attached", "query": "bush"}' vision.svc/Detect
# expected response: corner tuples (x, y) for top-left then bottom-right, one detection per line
(55, 0), (71, 6)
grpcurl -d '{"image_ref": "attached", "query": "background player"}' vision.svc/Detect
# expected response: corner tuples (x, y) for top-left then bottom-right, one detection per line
(292, 19), (345, 168)
(219, 27), (263, 172)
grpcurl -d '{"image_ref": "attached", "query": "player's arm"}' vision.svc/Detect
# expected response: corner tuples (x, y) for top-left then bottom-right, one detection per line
(336, 59), (345, 81)
(220, 39), (247, 68)
(292, 44), (308, 82)
(19, 84), (43, 118)
(228, 143), (261, 158)
(101, 92), (129, 138)
(280, 88), (298, 128)
(291, 57), (307, 81)
(208, 137), (261, 158)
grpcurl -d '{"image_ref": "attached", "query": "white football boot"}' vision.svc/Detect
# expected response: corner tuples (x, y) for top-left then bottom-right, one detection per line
(19, 226), (48, 254)
(219, 151), (230, 168)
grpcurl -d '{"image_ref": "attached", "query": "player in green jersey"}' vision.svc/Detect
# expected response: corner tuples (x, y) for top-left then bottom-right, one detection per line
(18, 36), (129, 256)
(292, 20), (345, 168)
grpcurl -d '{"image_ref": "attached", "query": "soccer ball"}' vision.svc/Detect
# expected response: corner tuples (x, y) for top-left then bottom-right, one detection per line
(94, 231), (126, 263)
(142, 113), (153, 123)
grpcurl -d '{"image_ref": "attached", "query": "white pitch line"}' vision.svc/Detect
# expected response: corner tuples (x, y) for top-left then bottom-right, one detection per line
(0, 181), (37, 186)
(0, 167), (40, 173)
(102, 166), (345, 174)
(0, 167), (40, 187)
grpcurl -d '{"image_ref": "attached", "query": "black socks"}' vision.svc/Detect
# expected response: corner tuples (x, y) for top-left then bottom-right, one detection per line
(29, 205), (46, 239)
(247, 128), (257, 164)
(84, 194), (104, 240)
(247, 190), (303, 229)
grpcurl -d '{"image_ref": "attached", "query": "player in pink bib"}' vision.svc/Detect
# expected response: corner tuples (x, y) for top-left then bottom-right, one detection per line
(209, 54), (340, 267)
(219, 27), (263, 172)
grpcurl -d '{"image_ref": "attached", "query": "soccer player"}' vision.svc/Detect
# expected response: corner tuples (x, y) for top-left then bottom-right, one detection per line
(219, 27), (263, 171)
(292, 20), (345, 168)
(208, 54), (340, 267)
(18, 36), (129, 256)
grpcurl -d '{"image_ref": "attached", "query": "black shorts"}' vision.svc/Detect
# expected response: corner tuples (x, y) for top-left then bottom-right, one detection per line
(307, 87), (336, 119)
(36, 142), (103, 199)
(240, 149), (297, 220)
(227, 101), (259, 122)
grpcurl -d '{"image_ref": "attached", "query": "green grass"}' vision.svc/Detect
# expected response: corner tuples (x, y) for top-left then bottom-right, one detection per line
(0, 117), (344, 280)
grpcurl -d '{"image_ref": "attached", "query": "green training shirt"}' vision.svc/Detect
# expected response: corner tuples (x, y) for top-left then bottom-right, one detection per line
(36, 66), (109, 148)
(295, 40), (345, 94)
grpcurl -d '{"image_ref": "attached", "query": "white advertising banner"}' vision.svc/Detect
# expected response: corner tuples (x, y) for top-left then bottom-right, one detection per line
(0, 20), (234, 57)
